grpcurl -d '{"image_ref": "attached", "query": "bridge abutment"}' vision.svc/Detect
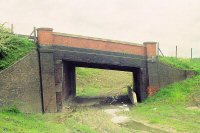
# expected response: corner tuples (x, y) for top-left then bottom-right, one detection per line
(144, 42), (161, 96)
(54, 60), (63, 112)
(40, 51), (57, 113)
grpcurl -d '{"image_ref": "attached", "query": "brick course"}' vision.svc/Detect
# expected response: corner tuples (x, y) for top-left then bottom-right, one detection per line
(37, 28), (156, 57)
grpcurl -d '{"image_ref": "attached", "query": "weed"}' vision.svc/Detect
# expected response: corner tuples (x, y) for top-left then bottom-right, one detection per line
(1, 106), (21, 114)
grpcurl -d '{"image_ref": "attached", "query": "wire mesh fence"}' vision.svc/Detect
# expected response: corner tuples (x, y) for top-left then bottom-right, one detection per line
(158, 44), (200, 59)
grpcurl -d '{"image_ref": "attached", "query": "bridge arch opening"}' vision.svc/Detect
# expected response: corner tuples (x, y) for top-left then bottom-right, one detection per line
(54, 60), (145, 111)
(75, 67), (132, 98)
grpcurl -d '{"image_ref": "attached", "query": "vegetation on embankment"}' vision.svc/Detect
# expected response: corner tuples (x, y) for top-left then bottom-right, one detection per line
(0, 24), (35, 71)
(0, 107), (67, 133)
(129, 57), (200, 132)
(159, 56), (200, 73)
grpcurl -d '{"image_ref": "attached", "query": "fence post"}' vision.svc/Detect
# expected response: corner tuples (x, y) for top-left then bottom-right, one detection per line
(191, 48), (193, 59)
(11, 24), (14, 33)
(158, 47), (164, 57)
(176, 45), (178, 58)
(33, 27), (37, 43)
(157, 42), (159, 60)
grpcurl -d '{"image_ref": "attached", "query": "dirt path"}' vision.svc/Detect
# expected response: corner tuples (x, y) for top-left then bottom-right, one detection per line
(66, 96), (169, 133)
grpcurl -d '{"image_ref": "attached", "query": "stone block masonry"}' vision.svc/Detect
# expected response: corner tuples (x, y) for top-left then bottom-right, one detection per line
(147, 61), (196, 96)
(0, 50), (42, 113)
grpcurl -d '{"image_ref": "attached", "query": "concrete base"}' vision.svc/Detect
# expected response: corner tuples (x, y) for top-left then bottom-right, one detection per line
(128, 87), (137, 105)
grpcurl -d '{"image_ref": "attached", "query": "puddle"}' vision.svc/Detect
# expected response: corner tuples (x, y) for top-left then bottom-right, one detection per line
(104, 105), (168, 133)
(121, 120), (168, 133)
(112, 116), (130, 124)
(187, 106), (200, 111)
(104, 108), (130, 124)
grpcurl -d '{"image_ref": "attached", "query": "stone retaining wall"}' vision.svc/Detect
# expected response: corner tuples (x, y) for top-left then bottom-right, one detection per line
(147, 61), (196, 96)
(0, 50), (42, 113)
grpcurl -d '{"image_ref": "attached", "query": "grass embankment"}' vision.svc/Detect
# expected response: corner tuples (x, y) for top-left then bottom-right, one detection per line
(159, 56), (200, 73)
(0, 107), (66, 133)
(129, 57), (200, 132)
(0, 24), (35, 71)
(76, 67), (132, 97)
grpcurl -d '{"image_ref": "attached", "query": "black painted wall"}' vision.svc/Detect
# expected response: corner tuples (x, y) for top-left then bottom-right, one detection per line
(147, 60), (196, 95)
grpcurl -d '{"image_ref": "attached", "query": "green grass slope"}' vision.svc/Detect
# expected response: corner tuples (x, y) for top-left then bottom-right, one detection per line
(129, 57), (200, 132)
(76, 67), (132, 97)
(159, 56), (200, 73)
(0, 107), (66, 133)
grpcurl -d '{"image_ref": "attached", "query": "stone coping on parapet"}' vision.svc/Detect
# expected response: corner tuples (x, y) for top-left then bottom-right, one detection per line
(143, 42), (158, 45)
(53, 32), (143, 47)
(37, 28), (53, 31)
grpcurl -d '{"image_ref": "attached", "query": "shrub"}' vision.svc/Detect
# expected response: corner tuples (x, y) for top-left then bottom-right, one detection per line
(0, 24), (12, 58)
(0, 23), (35, 70)
(1, 106), (21, 114)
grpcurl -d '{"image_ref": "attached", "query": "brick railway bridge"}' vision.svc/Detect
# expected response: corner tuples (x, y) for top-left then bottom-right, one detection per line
(37, 28), (193, 113)
(1, 27), (193, 113)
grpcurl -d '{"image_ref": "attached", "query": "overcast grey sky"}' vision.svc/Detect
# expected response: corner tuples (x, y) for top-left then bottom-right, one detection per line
(1, 0), (200, 57)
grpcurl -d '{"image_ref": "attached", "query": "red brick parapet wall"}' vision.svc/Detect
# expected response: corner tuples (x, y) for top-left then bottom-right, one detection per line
(37, 28), (157, 58)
